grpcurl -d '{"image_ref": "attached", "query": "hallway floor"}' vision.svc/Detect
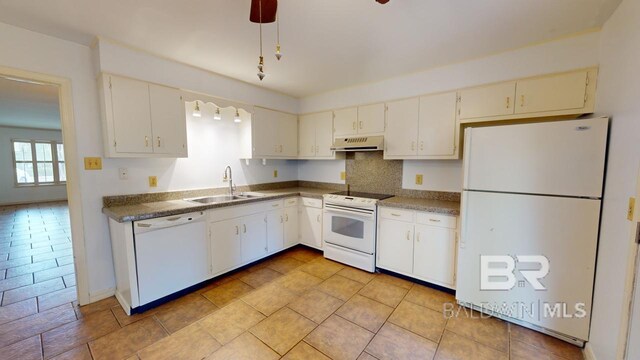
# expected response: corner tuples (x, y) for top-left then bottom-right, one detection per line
(0, 225), (584, 360)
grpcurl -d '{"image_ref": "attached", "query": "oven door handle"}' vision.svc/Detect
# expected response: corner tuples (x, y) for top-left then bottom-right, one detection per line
(324, 205), (375, 219)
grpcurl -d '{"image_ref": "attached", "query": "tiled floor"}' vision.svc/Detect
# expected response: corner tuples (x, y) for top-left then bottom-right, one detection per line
(0, 209), (585, 359)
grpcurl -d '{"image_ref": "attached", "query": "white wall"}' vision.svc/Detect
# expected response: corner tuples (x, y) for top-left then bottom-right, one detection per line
(298, 32), (601, 192)
(587, 0), (640, 358)
(297, 160), (345, 184)
(0, 126), (67, 205)
(0, 21), (305, 300)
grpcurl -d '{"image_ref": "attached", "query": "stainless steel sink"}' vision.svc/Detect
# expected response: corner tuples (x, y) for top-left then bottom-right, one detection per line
(185, 192), (265, 204)
(185, 195), (244, 204)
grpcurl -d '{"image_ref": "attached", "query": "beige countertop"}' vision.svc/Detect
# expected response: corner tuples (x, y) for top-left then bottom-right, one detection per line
(379, 196), (461, 215)
(102, 187), (334, 223)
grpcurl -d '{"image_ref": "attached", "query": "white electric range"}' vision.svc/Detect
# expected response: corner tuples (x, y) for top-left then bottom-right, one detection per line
(322, 191), (393, 272)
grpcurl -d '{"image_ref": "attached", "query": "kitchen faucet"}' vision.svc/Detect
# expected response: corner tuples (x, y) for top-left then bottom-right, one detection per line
(223, 166), (236, 196)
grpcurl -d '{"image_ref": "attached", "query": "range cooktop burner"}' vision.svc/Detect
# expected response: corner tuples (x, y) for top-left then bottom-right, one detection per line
(331, 191), (394, 200)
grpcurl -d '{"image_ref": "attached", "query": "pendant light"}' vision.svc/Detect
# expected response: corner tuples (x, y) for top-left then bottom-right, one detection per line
(256, 0), (266, 81)
(192, 101), (202, 117)
(234, 109), (242, 123)
(213, 107), (222, 120)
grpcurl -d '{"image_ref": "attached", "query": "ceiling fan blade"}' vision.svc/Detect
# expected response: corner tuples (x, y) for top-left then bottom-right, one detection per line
(250, 0), (278, 23)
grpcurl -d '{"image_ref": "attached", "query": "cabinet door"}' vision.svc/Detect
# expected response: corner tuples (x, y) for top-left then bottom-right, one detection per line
(418, 92), (457, 156)
(298, 114), (316, 158)
(279, 112), (298, 157)
(252, 107), (279, 157)
(358, 103), (385, 134)
(240, 213), (268, 263)
(210, 219), (242, 275)
(413, 225), (456, 286)
(266, 209), (284, 254)
(300, 206), (322, 249)
(378, 218), (414, 274)
(515, 71), (588, 114)
(314, 112), (335, 158)
(149, 84), (187, 156)
(283, 206), (299, 248)
(459, 82), (516, 120)
(384, 98), (419, 157)
(109, 76), (153, 154)
(334, 108), (358, 137)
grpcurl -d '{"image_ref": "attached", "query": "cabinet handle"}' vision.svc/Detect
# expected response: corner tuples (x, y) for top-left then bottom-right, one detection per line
(316, 145), (319, 154)
(157, 136), (161, 147)
(420, 141), (424, 151)
(352, 121), (356, 130)
(520, 95), (525, 107)
(429, 219), (441, 223)
(411, 141), (415, 151)
(311, 145), (314, 153)
(506, 96), (510, 109)
(406, 230), (411, 240)
(279, 145), (283, 153)
(391, 213), (401, 217)
(235, 226), (239, 235)
(285, 214), (289, 222)
(317, 214), (321, 223)
(272, 204), (279, 207)
(144, 136), (149, 147)
(359, 121), (363, 130)
(243, 224), (247, 233)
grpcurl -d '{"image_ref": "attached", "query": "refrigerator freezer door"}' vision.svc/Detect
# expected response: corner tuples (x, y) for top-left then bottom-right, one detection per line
(457, 191), (600, 341)
(463, 117), (608, 198)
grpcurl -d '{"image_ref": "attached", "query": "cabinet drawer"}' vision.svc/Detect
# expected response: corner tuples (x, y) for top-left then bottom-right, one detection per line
(265, 200), (284, 210)
(301, 197), (323, 209)
(379, 207), (415, 222)
(416, 212), (457, 229)
(284, 197), (299, 207)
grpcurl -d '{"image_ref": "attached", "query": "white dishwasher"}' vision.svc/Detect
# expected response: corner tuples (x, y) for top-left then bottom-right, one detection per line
(133, 211), (209, 306)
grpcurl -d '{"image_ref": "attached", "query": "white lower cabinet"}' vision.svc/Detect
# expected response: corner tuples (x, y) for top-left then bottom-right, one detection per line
(240, 213), (268, 263)
(284, 198), (300, 248)
(266, 208), (285, 255)
(377, 207), (458, 289)
(209, 218), (243, 275)
(299, 198), (323, 249)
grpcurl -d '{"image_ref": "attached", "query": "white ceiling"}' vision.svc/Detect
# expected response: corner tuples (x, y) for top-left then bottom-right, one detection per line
(0, 0), (621, 97)
(0, 77), (61, 130)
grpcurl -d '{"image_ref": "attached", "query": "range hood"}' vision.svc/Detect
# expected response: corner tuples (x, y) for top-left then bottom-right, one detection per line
(331, 135), (384, 152)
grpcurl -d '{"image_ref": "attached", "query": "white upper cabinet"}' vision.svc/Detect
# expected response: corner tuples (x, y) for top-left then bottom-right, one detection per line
(458, 69), (597, 123)
(515, 71), (588, 114)
(149, 84), (188, 157)
(459, 82), (516, 120)
(418, 92), (458, 159)
(333, 103), (385, 137)
(357, 103), (386, 135)
(333, 107), (358, 137)
(298, 111), (338, 159)
(384, 97), (419, 159)
(245, 107), (298, 159)
(100, 73), (188, 158)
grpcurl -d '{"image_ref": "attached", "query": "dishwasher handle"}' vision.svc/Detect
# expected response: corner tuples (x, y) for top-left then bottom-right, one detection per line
(134, 211), (206, 234)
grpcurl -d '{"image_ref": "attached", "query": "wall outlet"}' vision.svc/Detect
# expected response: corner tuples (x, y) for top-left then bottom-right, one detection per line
(340, 171), (346, 181)
(273, 169), (278, 178)
(84, 157), (102, 170)
(118, 168), (128, 180)
(148, 176), (158, 187)
(628, 197), (636, 221)
(415, 174), (423, 185)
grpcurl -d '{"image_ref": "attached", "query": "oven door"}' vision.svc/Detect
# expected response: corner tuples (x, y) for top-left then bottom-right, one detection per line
(323, 203), (376, 254)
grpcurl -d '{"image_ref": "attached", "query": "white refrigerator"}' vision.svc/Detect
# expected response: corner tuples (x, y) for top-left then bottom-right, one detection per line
(456, 117), (608, 345)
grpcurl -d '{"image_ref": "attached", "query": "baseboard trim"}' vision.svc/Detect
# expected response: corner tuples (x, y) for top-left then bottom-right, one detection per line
(0, 198), (68, 206)
(583, 343), (597, 360)
(88, 287), (116, 304)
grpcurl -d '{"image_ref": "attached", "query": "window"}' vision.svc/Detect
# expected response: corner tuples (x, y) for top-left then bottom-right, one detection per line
(12, 140), (66, 186)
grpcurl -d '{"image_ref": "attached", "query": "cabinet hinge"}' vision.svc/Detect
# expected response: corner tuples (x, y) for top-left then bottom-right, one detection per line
(113, 140), (117, 148)
(108, 78), (112, 90)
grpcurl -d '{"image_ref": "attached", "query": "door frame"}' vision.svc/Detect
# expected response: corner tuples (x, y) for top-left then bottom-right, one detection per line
(0, 65), (90, 305)
(616, 163), (640, 359)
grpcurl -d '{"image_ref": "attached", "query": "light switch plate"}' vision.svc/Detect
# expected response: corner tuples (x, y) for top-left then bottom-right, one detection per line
(148, 176), (158, 187)
(340, 171), (346, 181)
(84, 157), (102, 170)
(415, 174), (423, 185)
(273, 169), (278, 178)
(628, 197), (636, 221)
(118, 168), (128, 180)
